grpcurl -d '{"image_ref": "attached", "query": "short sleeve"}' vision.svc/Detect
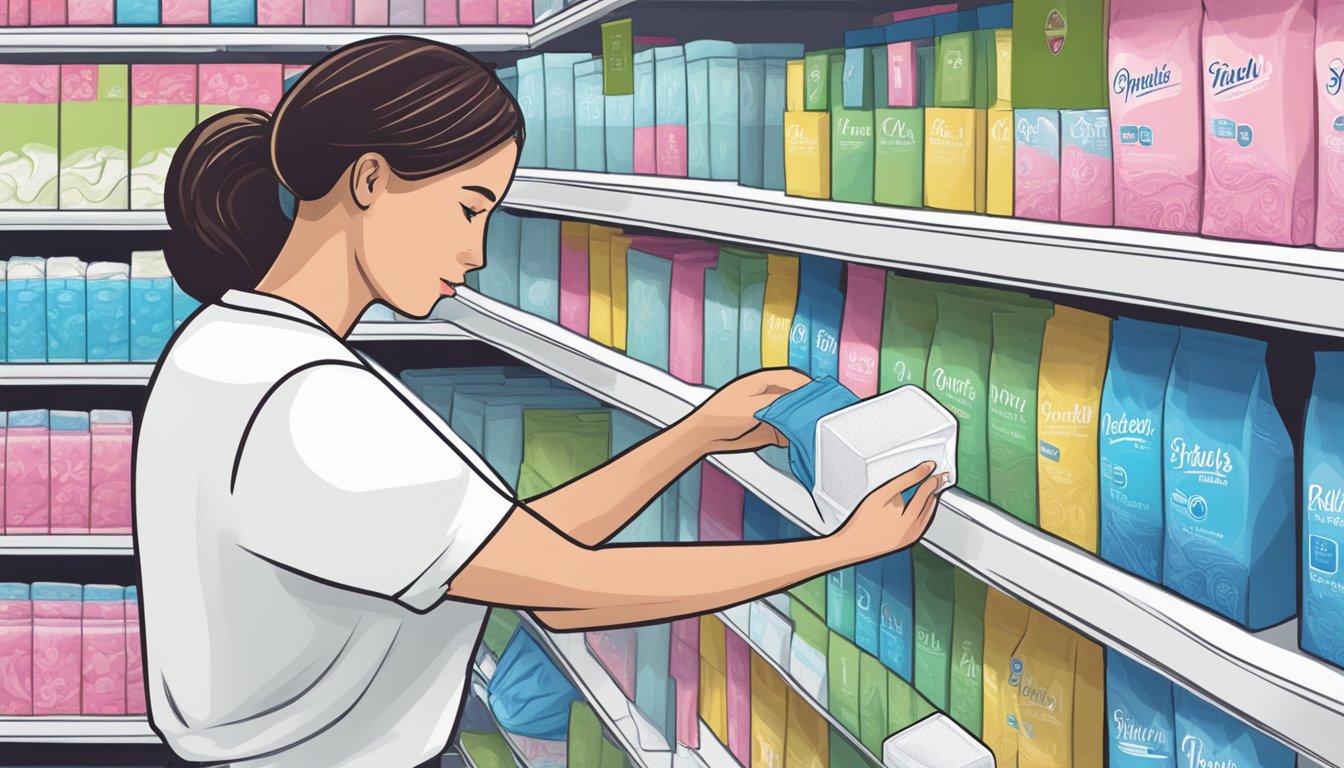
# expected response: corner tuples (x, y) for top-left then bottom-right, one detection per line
(230, 363), (515, 611)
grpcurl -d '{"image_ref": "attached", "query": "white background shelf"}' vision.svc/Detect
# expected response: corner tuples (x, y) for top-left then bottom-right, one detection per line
(0, 716), (158, 744)
(438, 288), (1344, 767)
(0, 535), (133, 556)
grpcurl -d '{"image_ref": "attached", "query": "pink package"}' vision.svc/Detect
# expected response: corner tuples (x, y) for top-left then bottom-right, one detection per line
(670, 618), (700, 748)
(1060, 110), (1115, 226)
(838, 264), (884, 398)
(496, 0), (529, 25)
(82, 585), (126, 715)
(872, 3), (956, 27)
(0, 585), (32, 715)
(6, 410), (50, 535)
(90, 411), (132, 535)
(887, 41), (924, 108)
(199, 65), (284, 112)
(424, 0), (455, 25)
(699, 465), (744, 542)
(32, 583), (81, 716)
(305, 0), (352, 24)
(49, 411), (91, 535)
(1320, 0), (1344, 247)
(634, 127), (657, 174)
(354, 0), (386, 24)
(584, 629), (637, 700)
(8, 0), (27, 25)
(162, 0), (208, 22)
(624, 235), (718, 385)
(656, 125), (688, 177)
(1202, 0), (1317, 245)
(0, 417), (6, 533)
(28, 0), (63, 26)
(1, 0), (7, 24)
(1014, 109), (1062, 222)
(257, 0), (301, 24)
(1108, 0), (1203, 233)
(67, 0), (111, 25)
(725, 631), (752, 766)
(125, 587), (144, 715)
(559, 226), (589, 336)
(458, 0), (492, 24)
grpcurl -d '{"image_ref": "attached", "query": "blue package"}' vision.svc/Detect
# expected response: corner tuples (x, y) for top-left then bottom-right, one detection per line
(753, 376), (860, 490)
(743, 492), (776, 542)
(1304, 351), (1344, 668)
(855, 558), (882, 655)
(46, 258), (87, 363)
(827, 566), (857, 641)
(574, 59), (607, 173)
(86, 262), (129, 362)
(634, 621), (676, 746)
(7, 257), (46, 363)
(843, 26), (886, 50)
(172, 278), (201, 329)
(210, 0), (255, 25)
(1173, 687), (1294, 768)
(480, 210), (522, 307)
(976, 2), (1013, 29)
(737, 251), (767, 376)
(611, 411), (666, 543)
(778, 516), (806, 540)
(0, 583), (28, 601)
(762, 58), (789, 191)
(809, 257), (844, 380)
(787, 254), (825, 373)
(0, 267), (6, 363)
(654, 47), (687, 158)
(531, 0), (562, 22)
(842, 48), (872, 109)
(488, 627), (582, 740)
(519, 216), (561, 322)
(879, 549), (914, 680)
(605, 94), (635, 174)
(625, 247), (673, 371)
(115, 0), (159, 24)
(544, 53), (592, 171)
(516, 56), (546, 168)
(1163, 328), (1296, 629)
(685, 40), (739, 181)
(84, 584), (125, 602)
(883, 17), (936, 44)
(1106, 650), (1175, 768)
(738, 57), (766, 188)
(634, 50), (655, 172)
(31, 582), (81, 602)
(497, 66), (518, 99)
(130, 252), (173, 362)
(702, 249), (741, 388)
(678, 464), (702, 543)
(933, 10), (977, 36)
(1100, 319), (1180, 583)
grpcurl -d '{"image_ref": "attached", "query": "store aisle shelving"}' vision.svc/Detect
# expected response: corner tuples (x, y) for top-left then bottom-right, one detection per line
(436, 288), (1344, 767)
(0, 716), (157, 744)
(0, 535), (134, 556)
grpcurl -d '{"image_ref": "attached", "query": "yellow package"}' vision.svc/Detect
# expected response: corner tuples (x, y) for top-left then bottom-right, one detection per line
(983, 588), (1032, 767)
(751, 655), (789, 768)
(1013, 609), (1079, 768)
(994, 28), (1012, 110)
(1073, 634), (1105, 768)
(987, 109), (1014, 217)
(587, 225), (621, 347)
(785, 688), (828, 768)
(700, 615), (729, 744)
(787, 60), (805, 112)
(610, 233), (632, 352)
(762, 254), (799, 367)
(924, 108), (986, 213)
(785, 111), (831, 200)
(1037, 307), (1111, 553)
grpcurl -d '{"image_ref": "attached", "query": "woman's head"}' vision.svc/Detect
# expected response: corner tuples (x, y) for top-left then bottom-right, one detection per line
(164, 36), (523, 317)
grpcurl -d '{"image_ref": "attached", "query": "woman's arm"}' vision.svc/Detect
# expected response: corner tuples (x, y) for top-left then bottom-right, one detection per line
(524, 369), (809, 547)
(448, 462), (944, 631)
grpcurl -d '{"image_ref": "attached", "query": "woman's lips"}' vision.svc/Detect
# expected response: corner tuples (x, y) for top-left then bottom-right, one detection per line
(440, 279), (458, 297)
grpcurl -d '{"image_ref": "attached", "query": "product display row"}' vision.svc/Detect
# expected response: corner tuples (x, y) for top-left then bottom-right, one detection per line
(0, 409), (133, 535)
(0, 582), (144, 717)
(1, 252), (197, 363)
(0, 0), (575, 27)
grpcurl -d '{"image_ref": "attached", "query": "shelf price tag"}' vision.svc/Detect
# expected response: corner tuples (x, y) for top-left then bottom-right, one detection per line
(602, 18), (635, 96)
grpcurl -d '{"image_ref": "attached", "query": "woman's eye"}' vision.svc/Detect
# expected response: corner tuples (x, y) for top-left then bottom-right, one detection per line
(460, 203), (480, 222)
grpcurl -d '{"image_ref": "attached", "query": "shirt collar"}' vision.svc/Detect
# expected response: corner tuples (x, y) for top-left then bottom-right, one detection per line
(219, 290), (340, 338)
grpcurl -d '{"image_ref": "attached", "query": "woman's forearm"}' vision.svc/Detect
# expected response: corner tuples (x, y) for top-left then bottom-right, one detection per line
(524, 419), (706, 547)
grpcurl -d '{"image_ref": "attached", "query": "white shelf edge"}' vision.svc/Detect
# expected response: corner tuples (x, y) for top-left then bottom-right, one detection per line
(0, 535), (133, 556)
(438, 288), (1344, 767)
(0, 715), (158, 744)
(504, 170), (1344, 339)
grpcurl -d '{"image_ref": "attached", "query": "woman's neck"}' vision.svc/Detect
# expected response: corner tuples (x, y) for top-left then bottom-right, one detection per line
(255, 205), (374, 338)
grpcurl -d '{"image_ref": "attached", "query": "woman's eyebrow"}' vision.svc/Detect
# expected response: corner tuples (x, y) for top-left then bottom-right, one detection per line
(462, 185), (497, 203)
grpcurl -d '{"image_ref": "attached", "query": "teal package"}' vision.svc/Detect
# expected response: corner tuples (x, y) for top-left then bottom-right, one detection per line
(737, 58), (765, 187)
(702, 249), (741, 388)
(854, 559), (881, 656)
(0, 276), (6, 362)
(842, 47), (873, 109)
(743, 492), (775, 542)
(1174, 687), (1294, 768)
(210, 0), (254, 24)
(130, 274), (172, 362)
(87, 268), (129, 362)
(879, 549), (914, 680)
(543, 53), (593, 171)
(611, 411), (665, 543)
(1163, 328), (1296, 630)
(736, 251), (767, 375)
(116, 0), (159, 23)
(869, 46), (889, 109)
(1106, 650), (1175, 768)
(786, 254), (823, 373)
(1100, 319), (1180, 583)
(808, 257), (844, 380)
(677, 463), (702, 542)
(685, 41), (739, 181)
(634, 621), (676, 746)
(654, 46), (687, 144)
(1304, 351), (1344, 669)
(574, 59), (607, 173)
(518, 216), (560, 322)
(172, 279), (201, 329)
(46, 264), (86, 363)
(762, 58), (789, 190)
(625, 247), (673, 371)
(826, 566), (856, 641)
(498, 67), (518, 100)
(480, 210), (522, 307)
(516, 56), (546, 168)
(606, 94), (634, 173)
(7, 258), (46, 363)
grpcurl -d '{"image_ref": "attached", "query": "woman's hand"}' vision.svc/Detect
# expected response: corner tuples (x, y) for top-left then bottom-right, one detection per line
(834, 461), (946, 562)
(680, 368), (812, 455)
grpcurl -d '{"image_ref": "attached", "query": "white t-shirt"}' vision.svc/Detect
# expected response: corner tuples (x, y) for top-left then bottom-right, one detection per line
(134, 289), (516, 768)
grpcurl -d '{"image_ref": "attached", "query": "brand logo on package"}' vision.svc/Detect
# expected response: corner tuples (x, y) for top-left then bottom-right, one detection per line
(944, 48), (965, 71)
(1328, 58), (1344, 97)
(1044, 8), (1067, 56)
(1102, 412), (1156, 446)
(1168, 437), (1233, 487)
(1181, 736), (1239, 768)
(1113, 707), (1171, 759)
(1113, 63), (1179, 103)
(880, 116), (917, 145)
(932, 367), (977, 402)
(1207, 55), (1271, 99)
(1309, 483), (1344, 515)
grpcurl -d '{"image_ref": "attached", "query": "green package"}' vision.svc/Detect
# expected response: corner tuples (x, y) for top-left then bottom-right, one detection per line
(703, 248), (742, 388)
(879, 274), (939, 392)
(734, 249), (769, 376)
(791, 596), (830, 659)
(888, 670), (926, 733)
(874, 108), (924, 208)
(829, 727), (870, 768)
(459, 731), (516, 768)
(949, 568), (987, 738)
(130, 65), (197, 211)
(917, 45), (935, 108)
(830, 107), (875, 204)
(827, 632), (862, 738)
(0, 66), (59, 209)
(1011, 0), (1108, 109)
(927, 291), (994, 499)
(988, 306), (1052, 524)
(517, 409), (611, 499)
(600, 736), (629, 768)
(60, 64), (129, 210)
(826, 567), (856, 641)
(868, 46), (889, 109)
(482, 609), (521, 658)
(601, 18), (634, 96)
(913, 545), (954, 711)
(569, 700), (604, 767)
(934, 31), (975, 108)
(803, 49), (843, 111)
(859, 651), (889, 756)
(789, 575), (827, 619)
(973, 29), (997, 110)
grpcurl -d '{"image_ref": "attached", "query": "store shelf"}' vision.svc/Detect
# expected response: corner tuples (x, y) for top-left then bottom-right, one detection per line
(0, 716), (158, 744)
(0, 210), (167, 231)
(438, 289), (1344, 767)
(0, 0), (634, 53)
(0, 535), (133, 556)
(504, 170), (1344, 338)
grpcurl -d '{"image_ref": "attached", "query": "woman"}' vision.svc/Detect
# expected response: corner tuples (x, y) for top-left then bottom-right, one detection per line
(134, 36), (945, 768)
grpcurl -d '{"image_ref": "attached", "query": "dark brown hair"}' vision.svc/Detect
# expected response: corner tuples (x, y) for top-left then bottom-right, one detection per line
(164, 36), (524, 304)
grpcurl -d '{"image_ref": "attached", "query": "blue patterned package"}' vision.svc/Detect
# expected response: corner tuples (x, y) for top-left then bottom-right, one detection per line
(738, 57), (766, 188)
(1100, 319), (1179, 582)
(172, 278), (201, 329)
(753, 376), (859, 491)
(685, 41), (739, 181)
(854, 558), (882, 656)
(762, 56), (790, 191)
(1162, 328), (1295, 629)
(210, 0), (255, 25)
(115, 0), (159, 24)
(606, 92), (635, 174)
(0, 264), (7, 362)
(7, 257), (46, 363)
(1304, 351), (1344, 669)
(480, 210), (522, 307)
(634, 621), (676, 746)
(519, 216), (561, 322)
(808, 257), (844, 380)
(879, 550), (914, 679)
(574, 59), (607, 173)
(130, 251), (172, 362)
(1173, 687), (1294, 768)
(544, 53), (592, 171)
(516, 56), (546, 168)
(610, 411), (665, 544)
(86, 261), (129, 362)
(1106, 650), (1175, 768)
(45, 257), (87, 363)
(787, 255), (818, 374)
(625, 247), (673, 371)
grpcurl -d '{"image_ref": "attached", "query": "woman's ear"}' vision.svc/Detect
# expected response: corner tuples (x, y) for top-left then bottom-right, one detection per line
(350, 152), (388, 210)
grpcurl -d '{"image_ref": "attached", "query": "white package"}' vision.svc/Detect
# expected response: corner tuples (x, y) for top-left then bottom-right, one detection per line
(812, 385), (958, 532)
(882, 713), (994, 768)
